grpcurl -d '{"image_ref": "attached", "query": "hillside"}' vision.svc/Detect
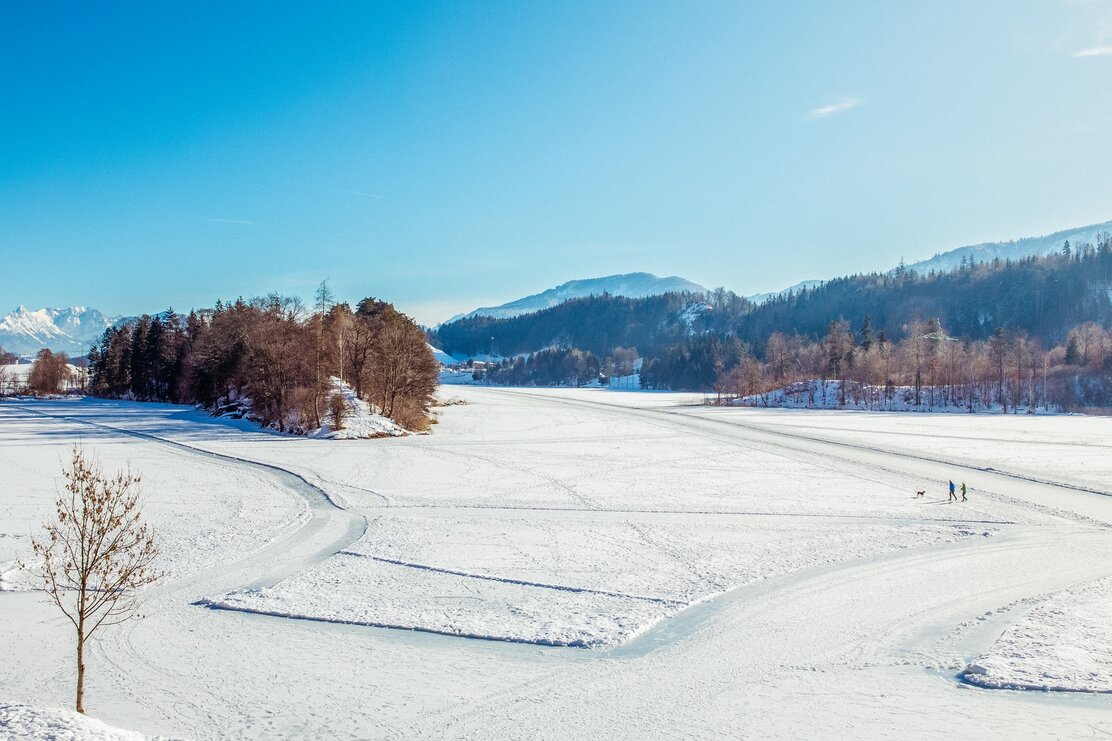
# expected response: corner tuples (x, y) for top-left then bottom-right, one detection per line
(445, 272), (707, 322)
(736, 248), (1112, 349)
(432, 290), (738, 360)
(435, 244), (1112, 397)
(745, 219), (1112, 307)
(906, 219), (1112, 275)
(437, 246), (1112, 361)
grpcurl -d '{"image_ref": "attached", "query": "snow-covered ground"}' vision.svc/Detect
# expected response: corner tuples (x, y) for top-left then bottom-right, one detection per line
(0, 703), (172, 740)
(962, 577), (1112, 693)
(0, 401), (309, 592)
(206, 517), (985, 648)
(3, 388), (1112, 738)
(306, 378), (406, 439)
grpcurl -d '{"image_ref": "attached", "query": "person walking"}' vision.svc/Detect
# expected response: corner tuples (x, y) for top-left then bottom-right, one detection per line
(961, 482), (968, 502)
(949, 480), (957, 502)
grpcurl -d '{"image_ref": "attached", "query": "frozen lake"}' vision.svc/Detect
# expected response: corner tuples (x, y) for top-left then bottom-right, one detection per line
(3, 388), (1112, 738)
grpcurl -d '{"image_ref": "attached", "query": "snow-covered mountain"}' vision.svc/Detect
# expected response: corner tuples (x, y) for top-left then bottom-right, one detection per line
(0, 306), (116, 357)
(905, 219), (1112, 275)
(426, 343), (463, 365)
(446, 272), (707, 323)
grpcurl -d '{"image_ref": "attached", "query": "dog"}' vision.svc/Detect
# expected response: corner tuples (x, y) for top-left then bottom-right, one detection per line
(915, 490), (926, 498)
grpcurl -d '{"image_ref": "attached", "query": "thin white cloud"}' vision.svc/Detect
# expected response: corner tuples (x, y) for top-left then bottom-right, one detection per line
(206, 218), (254, 225)
(1073, 45), (1112, 57)
(808, 98), (860, 120)
(341, 189), (383, 199)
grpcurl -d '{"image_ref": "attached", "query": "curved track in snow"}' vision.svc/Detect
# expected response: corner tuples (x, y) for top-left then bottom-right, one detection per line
(11, 404), (369, 593)
(6, 392), (1112, 738)
(6, 404), (370, 732)
(402, 389), (1112, 737)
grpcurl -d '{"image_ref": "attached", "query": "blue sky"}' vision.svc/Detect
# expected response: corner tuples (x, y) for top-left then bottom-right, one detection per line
(3, 1), (1112, 324)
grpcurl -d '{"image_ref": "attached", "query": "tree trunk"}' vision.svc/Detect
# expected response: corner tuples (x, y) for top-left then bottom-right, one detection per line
(76, 627), (86, 713)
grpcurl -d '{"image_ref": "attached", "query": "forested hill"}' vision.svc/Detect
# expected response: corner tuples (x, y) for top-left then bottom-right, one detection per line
(432, 243), (1112, 397)
(433, 245), (1112, 361)
(431, 290), (752, 359)
(737, 247), (1112, 350)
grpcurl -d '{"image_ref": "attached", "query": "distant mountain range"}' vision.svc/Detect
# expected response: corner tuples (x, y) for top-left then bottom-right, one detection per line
(904, 219), (1112, 275)
(10, 218), (1110, 357)
(747, 218), (1112, 305)
(445, 272), (707, 323)
(0, 306), (117, 357)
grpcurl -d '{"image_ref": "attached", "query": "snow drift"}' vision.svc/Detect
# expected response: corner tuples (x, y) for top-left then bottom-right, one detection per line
(961, 577), (1112, 693)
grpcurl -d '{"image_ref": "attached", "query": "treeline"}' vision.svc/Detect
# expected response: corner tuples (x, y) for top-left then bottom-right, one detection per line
(737, 242), (1112, 349)
(645, 244), (1112, 395)
(437, 241), (1112, 407)
(435, 246), (1112, 373)
(88, 291), (439, 431)
(483, 347), (601, 386)
(704, 318), (1112, 412)
(474, 345), (641, 388)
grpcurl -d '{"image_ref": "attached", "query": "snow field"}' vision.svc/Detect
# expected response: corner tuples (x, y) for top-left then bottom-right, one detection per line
(0, 703), (172, 740)
(0, 403), (308, 591)
(209, 514), (993, 647)
(4, 387), (1112, 738)
(693, 403), (1112, 497)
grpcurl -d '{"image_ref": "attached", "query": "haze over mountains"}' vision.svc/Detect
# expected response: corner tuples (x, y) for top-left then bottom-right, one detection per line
(6, 218), (1111, 357)
(441, 219), (1112, 323)
(445, 273), (707, 323)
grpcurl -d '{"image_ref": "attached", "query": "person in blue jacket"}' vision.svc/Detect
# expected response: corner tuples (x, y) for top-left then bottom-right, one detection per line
(948, 480), (957, 502)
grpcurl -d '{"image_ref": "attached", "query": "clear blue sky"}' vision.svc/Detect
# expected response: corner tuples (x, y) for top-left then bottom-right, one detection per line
(3, 1), (1112, 324)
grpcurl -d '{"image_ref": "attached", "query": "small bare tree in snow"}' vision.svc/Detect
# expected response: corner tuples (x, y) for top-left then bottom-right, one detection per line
(329, 390), (348, 430)
(26, 446), (160, 713)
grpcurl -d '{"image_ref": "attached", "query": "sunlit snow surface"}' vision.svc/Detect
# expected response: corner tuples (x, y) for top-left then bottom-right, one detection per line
(0, 703), (174, 740)
(963, 576), (1112, 693)
(4, 389), (1112, 738)
(207, 516), (987, 647)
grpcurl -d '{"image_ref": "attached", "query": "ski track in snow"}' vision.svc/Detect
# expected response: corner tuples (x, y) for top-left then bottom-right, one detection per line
(336, 552), (684, 605)
(5, 390), (1112, 738)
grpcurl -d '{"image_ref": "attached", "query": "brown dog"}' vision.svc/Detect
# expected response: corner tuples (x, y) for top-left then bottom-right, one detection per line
(915, 490), (926, 498)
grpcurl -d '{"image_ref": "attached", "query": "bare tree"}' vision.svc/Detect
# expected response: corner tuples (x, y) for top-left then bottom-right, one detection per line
(26, 446), (160, 713)
(243, 295), (313, 431)
(329, 390), (348, 430)
(28, 348), (73, 395)
(764, 332), (791, 385)
(325, 303), (354, 383)
(824, 319), (854, 406)
(345, 313), (377, 398)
